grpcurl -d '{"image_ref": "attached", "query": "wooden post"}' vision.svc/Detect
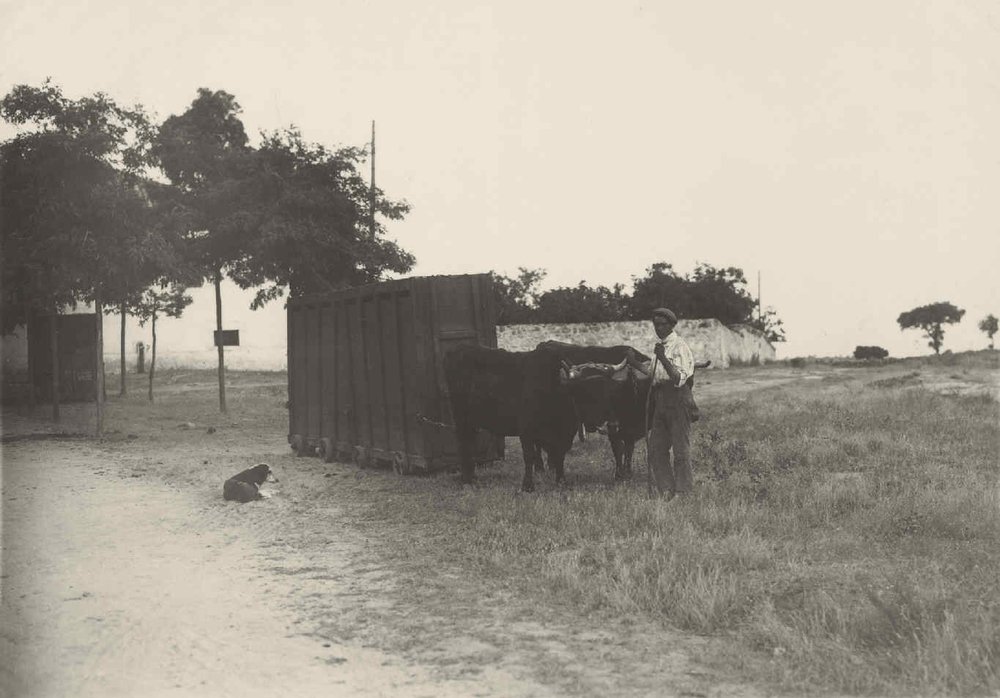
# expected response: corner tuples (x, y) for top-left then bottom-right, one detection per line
(50, 313), (60, 423)
(148, 310), (156, 402)
(119, 299), (127, 395)
(215, 270), (227, 413)
(95, 298), (105, 435)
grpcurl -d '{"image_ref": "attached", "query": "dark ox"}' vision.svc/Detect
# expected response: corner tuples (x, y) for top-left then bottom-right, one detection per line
(535, 340), (651, 481)
(443, 344), (621, 492)
(536, 341), (710, 481)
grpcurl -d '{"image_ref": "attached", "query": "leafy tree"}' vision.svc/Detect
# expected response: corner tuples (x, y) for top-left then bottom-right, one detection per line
(626, 262), (687, 319)
(1, 80), (158, 431)
(492, 268), (546, 324)
(152, 88), (255, 413)
(96, 181), (187, 396)
(628, 262), (760, 326)
(685, 263), (758, 324)
(226, 128), (414, 309)
(897, 302), (965, 355)
(534, 282), (628, 323)
(133, 284), (193, 402)
(979, 314), (998, 350)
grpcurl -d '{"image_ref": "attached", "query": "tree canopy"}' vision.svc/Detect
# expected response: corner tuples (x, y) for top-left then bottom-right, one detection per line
(227, 128), (414, 309)
(492, 268), (546, 325)
(629, 262), (756, 324)
(151, 88), (255, 284)
(1, 81), (162, 333)
(493, 262), (785, 342)
(534, 282), (628, 324)
(978, 314), (998, 349)
(897, 301), (965, 354)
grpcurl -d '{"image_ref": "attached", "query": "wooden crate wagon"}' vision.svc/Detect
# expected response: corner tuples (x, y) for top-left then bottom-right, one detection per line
(286, 273), (502, 473)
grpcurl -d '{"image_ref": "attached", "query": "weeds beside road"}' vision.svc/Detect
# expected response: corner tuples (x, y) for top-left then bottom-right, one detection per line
(3, 351), (998, 696)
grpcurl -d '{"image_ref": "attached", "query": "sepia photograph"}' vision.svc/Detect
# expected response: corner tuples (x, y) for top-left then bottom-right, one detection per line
(1, 1), (998, 696)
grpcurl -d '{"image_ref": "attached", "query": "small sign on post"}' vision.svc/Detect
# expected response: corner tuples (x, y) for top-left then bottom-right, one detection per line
(214, 330), (240, 347)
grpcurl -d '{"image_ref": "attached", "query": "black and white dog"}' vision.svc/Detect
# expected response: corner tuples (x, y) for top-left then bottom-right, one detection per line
(223, 463), (278, 503)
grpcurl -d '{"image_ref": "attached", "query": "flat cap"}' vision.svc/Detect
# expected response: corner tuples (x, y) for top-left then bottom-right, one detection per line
(652, 307), (677, 323)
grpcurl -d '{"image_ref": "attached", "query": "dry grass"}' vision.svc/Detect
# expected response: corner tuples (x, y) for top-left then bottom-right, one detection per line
(320, 352), (1000, 696)
(13, 355), (997, 696)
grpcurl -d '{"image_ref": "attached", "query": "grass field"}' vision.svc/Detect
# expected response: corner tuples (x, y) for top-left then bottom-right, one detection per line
(322, 351), (999, 696)
(8, 351), (997, 695)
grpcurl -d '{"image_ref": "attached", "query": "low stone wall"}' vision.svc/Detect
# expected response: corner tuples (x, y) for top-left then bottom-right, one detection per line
(497, 319), (775, 368)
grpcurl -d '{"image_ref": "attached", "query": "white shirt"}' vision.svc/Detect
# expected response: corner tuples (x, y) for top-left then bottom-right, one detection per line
(651, 331), (694, 387)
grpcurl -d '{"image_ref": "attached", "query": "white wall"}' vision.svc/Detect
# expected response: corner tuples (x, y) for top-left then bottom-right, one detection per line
(496, 319), (775, 368)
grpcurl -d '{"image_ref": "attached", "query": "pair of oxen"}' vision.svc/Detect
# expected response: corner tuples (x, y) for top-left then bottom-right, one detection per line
(444, 340), (677, 492)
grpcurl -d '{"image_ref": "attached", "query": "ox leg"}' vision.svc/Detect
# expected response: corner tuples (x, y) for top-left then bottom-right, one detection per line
(608, 425), (630, 481)
(622, 437), (636, 480)
(550, 449), (567, 485)
(520, 436), (539, 492)
(456, 425), (477, 484)
(534, 443), (546, 471)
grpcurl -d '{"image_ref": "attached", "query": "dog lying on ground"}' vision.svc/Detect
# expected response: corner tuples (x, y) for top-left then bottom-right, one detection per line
(223, 463), (278, 503)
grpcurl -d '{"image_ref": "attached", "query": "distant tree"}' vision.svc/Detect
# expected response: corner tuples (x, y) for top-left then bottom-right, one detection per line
(628, 262), (762, 326)
(133, 284), (193, 402)
(534, 282), (628, 323)
(225, 128), (414, 309)
(897, 302), (965, 355)
(492, 268), (546, 324)
(854, 345), (889, 360)
(627, 262), (689, 319)
(750, 307), (786, 344)
(979, 314), (998, 350)
(685, 263), (758, 324)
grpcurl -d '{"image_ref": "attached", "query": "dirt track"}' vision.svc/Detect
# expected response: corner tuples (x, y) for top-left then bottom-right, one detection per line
(2, 443), (512, 697)
(1, 433), (751, 698)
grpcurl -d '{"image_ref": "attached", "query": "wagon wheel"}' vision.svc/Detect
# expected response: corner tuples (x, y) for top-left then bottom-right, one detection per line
(318, 437), (335, 463)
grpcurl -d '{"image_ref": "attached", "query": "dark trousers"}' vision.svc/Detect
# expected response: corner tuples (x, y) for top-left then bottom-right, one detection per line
(649, 383), (692, 495)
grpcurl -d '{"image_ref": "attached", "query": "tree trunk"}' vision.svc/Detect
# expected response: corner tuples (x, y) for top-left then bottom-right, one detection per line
(95, 296), (105, 436)
(50, 313), (60, 423)
(149, 310), (156, 403)
(26, 305), (36, 409)
(119, 300), (127, 395)
(215, 270), (227, 413)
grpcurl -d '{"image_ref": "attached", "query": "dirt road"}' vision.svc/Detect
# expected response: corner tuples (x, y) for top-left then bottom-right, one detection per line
(1, 436), (749, 698)
(2, 442), (534, 697)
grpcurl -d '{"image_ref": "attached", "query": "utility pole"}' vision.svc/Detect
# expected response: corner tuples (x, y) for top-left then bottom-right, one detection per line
(370, 120), (376, 240)
(757, 271), (762, 326)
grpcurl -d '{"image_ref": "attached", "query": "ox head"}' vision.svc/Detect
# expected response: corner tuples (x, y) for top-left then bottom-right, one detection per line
(559, 357), (634, 429)
(560, 356), (630, 384)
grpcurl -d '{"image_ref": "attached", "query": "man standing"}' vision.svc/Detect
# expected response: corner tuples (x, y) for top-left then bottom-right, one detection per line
(648, 307), (696, 499)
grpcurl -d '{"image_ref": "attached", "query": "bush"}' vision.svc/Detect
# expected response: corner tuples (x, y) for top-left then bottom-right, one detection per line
(854, 345), (889, 360)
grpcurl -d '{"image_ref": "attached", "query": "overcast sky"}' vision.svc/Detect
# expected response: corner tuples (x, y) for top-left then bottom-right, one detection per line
(3, 0), (998, 358)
